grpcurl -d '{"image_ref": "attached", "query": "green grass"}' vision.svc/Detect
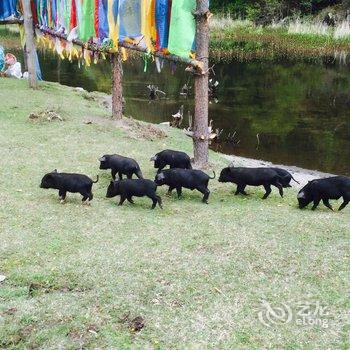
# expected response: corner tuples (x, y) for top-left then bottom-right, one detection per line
(0, 79), (349, 349)
(210, 20), (350, 62)
(2, 23), (350, 64)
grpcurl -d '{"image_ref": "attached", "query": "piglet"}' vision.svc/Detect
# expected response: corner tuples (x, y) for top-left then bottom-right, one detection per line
(298, 176), (350, 211)
(99, 154), (143, 180)
(218, 167), (286, 199)
(106, 179), (163, 209)
(270, 167), (300, 188)
(150, 149), (192, 173)
(40, 170), (98, 204)
(155, 168), (215, 203)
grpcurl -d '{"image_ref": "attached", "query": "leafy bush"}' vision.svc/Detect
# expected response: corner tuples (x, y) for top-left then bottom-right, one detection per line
(210, 0), (344, 23)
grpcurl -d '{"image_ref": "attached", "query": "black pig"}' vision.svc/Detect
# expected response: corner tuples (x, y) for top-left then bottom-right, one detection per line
(40, 170), (98, 204)
(297, 176), (350, 211)
(155, 168), (215, 203)
(218, 167), (286, 199)
(106, 179), (162, 209)
(99, 154), (143, 180)
(270, 167), (300, 188)
(150, 149), (192, 173)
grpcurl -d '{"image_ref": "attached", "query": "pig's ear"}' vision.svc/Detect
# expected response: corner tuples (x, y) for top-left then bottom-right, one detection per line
(150, 156), (157, 161)
(297, 191), (305, 199)
(99, 156), (106, 162)
(52, 169), (58, 173)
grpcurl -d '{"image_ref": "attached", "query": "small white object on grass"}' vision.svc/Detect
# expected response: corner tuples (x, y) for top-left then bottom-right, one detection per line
(74, 87), (85, 92)
(0, 275), (6, 283)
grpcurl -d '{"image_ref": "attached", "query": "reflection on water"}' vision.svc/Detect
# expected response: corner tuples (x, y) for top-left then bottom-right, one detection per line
(8, 46), (350, 175)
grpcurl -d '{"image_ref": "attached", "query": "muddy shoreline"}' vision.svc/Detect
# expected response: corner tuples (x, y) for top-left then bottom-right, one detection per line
(79, 89), (339, 186)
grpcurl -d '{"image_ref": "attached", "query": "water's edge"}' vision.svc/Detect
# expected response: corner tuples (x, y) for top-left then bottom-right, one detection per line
(3, 30), (349, 175)
(223, 154), (335, 188)
(103, 92), (340, 181)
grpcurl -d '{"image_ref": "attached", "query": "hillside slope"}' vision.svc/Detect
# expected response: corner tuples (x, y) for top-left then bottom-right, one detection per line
(0, 79), (349, 349)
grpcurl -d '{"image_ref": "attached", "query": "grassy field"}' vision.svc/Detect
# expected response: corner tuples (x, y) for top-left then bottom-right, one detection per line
(0, 79), (349, 349)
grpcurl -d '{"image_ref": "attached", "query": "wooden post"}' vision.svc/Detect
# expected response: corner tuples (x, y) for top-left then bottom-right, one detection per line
(23, 0), (38, 89)
(111, 52), (123, 119)
(193, 0), (210, 167)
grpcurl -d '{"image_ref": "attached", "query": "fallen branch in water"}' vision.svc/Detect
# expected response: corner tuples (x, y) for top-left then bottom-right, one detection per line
(256, 133), (260, 150)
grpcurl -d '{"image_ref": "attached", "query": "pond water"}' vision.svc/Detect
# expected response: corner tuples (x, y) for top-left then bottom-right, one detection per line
(6, 45), (350, 175)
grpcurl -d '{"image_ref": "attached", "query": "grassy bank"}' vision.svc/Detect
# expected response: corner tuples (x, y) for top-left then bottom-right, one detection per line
(210, 17), (350, 62)
(3, 21), (350, 64)
(0, 79), (349, 349)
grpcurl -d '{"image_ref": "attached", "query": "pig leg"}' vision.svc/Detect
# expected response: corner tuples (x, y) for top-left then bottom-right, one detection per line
(339, 197), (349, 211)
(118, 196), (126, 206)
(311, 198), (321, 210)
(322, 199), (333, 211)
(176, 187), (183, 199)
(126, 173), (132, 179)
(127, 196), (134, 204)
(263, 184), (271, 199)
(198, 186), (210, 204)
(167, 186), (175, 196)
(81, 191), (91, 205)
(135, 170), (144, 179)
(262, 184), (272, 199)
(237, 184), (248, 195)
(149, 194), (159, 209)
(59, 190), (66, 203)
(235, 184), (244, 195)
(274, 181), (284, 198)
(157, 196), (163, 209)
(118, 172), (123, 180)
(83, 191), (93, 205)
(111, 169), (117, 180)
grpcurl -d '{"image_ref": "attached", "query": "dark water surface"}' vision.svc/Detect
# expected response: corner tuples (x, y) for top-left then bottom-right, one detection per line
(8, 46), (350, 175)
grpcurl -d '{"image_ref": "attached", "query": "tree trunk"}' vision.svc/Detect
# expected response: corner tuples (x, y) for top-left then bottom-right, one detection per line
(22, 0), (38, 89)
(193, 0), (210, 167)
(111, 53), (123, 119)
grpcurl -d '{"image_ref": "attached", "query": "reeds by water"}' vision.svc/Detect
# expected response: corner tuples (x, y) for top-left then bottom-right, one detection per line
(210, 15), (350, 63)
